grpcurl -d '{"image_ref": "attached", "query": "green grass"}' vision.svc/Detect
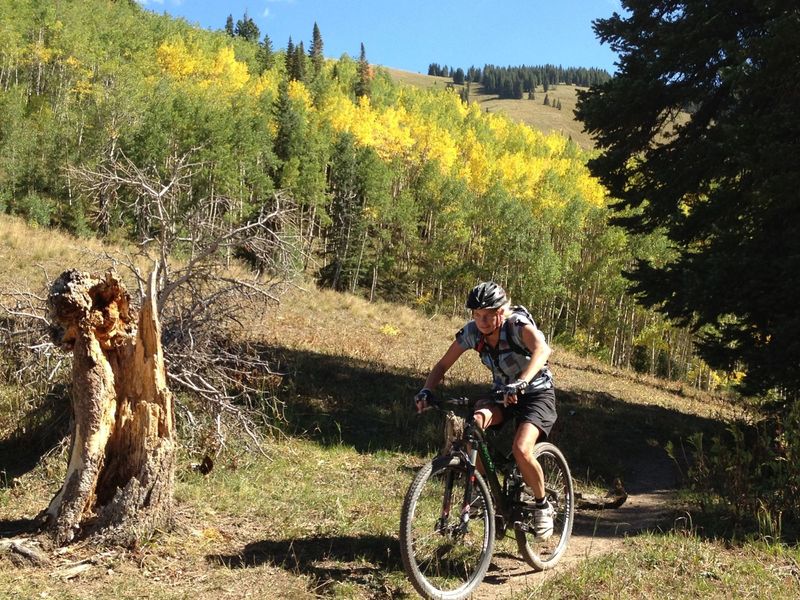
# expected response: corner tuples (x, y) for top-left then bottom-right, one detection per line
(529, 533), (800, 599)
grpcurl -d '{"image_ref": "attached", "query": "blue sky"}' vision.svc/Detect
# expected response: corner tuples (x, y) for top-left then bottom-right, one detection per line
(137, 1), (622, 74)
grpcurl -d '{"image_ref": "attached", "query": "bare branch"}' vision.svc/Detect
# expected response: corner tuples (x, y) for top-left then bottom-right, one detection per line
(63, 148), (300, 454)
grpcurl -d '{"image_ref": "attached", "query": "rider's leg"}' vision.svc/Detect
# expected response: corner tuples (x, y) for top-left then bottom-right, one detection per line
(472, 404), (504, 475)
(512, 422), (545, 499)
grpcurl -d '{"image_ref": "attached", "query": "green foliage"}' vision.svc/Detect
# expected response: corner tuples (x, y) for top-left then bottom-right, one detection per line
(0, 0), (719, 392)
(17, 192), (54, 227)
(687, 398), (800, 540)
(310, 22), (324, 76)
(355, 42), (370, 98)
(577, 0), (800, 402)
(234, 11), (259, 43)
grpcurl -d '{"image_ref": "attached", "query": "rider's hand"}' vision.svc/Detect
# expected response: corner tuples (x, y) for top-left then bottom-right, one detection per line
(502, 380), (528, 405)
(414, 388), (433, 413)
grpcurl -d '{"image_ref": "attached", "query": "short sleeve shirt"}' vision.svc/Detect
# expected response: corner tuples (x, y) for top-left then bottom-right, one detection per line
(455, 311), (553, 390)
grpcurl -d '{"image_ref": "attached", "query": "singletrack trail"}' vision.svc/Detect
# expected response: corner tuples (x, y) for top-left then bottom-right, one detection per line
(473, 436), (679, 599)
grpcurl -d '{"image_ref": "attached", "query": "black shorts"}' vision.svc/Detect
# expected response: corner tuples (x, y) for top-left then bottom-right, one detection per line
(482, 387), (557, 440)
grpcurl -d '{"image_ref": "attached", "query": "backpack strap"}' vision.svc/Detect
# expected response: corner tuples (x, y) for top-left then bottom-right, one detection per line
(504, 318), (531, 357)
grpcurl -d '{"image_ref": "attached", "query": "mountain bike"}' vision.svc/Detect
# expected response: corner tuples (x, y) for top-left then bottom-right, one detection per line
(399, 395), (574, 600)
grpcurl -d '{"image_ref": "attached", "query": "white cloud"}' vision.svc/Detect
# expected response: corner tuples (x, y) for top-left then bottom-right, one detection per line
(263, 7), (270, 18)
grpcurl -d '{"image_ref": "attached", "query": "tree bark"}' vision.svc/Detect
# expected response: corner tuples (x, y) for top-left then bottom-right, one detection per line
(45, 269), (175, 546)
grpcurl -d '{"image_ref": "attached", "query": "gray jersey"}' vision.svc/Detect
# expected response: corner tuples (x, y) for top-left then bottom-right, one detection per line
(455, 311), (553, 390)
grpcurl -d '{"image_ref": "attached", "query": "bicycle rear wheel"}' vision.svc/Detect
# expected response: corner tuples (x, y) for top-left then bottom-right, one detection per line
(514, 442), (574, 571)
(399, 456), (495, 600)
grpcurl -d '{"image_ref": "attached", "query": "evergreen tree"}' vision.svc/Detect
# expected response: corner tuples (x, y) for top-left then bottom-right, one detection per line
(285, 37), (296, 79)
(355, 42), (371, 98)
(512, 78), (523, 99)
(234, 11), (260, 43)
(543, 93), (550, 106)
(309, 22), (324, 76)
(294, 40), (307, 82)
(452, 67), (465, 85)
(225, 14), (234, 37)
(256, 33), (274, 72)
(576, 0), (800, 401)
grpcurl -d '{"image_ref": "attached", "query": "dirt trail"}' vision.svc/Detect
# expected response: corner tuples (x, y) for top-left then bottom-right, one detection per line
(473, 443), (679, 599)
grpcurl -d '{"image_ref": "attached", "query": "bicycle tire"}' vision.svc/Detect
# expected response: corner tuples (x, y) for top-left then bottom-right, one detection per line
(514, 442), (574, 571)
(399, 455), (495, 600)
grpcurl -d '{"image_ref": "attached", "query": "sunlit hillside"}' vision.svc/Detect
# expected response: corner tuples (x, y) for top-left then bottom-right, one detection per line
(384, 67), (595, 150)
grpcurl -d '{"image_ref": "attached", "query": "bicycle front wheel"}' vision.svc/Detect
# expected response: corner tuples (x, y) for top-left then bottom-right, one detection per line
(515, 442), (574, 571)
(399, 456), (495, 600)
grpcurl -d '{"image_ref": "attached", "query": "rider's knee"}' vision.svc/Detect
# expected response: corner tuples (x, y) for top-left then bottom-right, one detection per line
(511, 442), (529, 461)
(512, 437), (537, 462)
(474, 408), (493, 429)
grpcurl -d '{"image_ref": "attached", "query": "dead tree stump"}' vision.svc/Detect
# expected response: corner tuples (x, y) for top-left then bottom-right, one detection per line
(45, 269), (175, 546)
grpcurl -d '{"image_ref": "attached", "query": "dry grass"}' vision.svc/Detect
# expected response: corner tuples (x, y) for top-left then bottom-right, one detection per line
(383, 67), (596, 150)
(0, 215), (134, 289)
(0, 219), (786, 599)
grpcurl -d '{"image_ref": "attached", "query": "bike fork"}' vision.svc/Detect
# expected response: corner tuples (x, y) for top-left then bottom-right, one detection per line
(436, 467), (457, 532)
(457, 447), (480, 530)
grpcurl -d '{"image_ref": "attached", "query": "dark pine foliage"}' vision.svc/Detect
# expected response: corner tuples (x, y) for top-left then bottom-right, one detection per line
(480, 64), (611, 98)
(576, 0), (800, 403)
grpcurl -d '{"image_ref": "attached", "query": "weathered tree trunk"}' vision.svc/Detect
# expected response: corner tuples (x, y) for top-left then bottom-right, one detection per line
(44, 269), (175, 546)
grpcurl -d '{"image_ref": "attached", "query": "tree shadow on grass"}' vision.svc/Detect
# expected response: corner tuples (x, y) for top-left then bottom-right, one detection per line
(207, 534), (403, 594)
(0, 518), (40, 538)
(264, 345), (726, 494)
(0, 388), (69, 486)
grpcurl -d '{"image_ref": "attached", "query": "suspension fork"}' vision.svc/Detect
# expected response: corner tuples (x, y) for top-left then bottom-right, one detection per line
(457, 426), (506, 531)
(436, 465), (457, 532)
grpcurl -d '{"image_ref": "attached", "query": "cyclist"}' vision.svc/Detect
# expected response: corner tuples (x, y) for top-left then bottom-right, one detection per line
(414, 281), (557, 540)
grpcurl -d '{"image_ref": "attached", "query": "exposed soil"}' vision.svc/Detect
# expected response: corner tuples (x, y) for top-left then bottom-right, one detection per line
(473, 434), (680, 599)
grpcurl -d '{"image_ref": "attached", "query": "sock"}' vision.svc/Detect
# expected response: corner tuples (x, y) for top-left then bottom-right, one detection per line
(534, 497), (547, 507)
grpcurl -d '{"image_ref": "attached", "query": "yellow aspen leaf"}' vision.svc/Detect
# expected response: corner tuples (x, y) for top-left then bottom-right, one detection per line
(209, 46), (250, 91)
(287, 80), (313, 110)
(156, 39), (198, 78)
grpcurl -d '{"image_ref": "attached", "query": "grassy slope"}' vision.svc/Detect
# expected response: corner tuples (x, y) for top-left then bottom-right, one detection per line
(383, 67), (596, 150)
(1, 220), (797, 597)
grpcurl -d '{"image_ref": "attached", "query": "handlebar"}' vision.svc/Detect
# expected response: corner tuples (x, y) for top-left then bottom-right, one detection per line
(423, 392), (506, 411)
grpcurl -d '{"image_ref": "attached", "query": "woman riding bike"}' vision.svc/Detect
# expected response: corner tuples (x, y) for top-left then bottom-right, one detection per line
(414, 281), (557, 540)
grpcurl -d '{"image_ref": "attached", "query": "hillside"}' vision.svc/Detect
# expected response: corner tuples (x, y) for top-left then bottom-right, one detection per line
(384, 67), (596, 150)
(4, 217), (798, 599)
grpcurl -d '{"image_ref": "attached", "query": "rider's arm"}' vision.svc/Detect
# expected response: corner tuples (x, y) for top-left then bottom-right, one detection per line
(423, 339), (467, 391)
(517, 323), (551, 384)
(416, 340), (467, 412)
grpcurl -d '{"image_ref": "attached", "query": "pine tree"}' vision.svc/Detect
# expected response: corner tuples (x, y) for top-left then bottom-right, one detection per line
(234, 11), (260, 43)
(310, 22), (324, 76)
(355, 42), (370, 98)
(285, 37), (296, 79)
(576, 0), (800, 401)
(294, 41), (307, 82)
(543, 93), (550, 106)
(256, 33), (274, 72)
(225, 14), (234, 37)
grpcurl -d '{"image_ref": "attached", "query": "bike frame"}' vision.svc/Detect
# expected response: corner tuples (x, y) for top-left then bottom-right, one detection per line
(452, 416), (509, 533)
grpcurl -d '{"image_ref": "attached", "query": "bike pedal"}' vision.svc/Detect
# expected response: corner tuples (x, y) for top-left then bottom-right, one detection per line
(513, 521), (532, 533)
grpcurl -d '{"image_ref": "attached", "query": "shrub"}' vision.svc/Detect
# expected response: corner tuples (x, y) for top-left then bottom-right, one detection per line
(17, 192), (55, 227)
(687, 398), (800, 540)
